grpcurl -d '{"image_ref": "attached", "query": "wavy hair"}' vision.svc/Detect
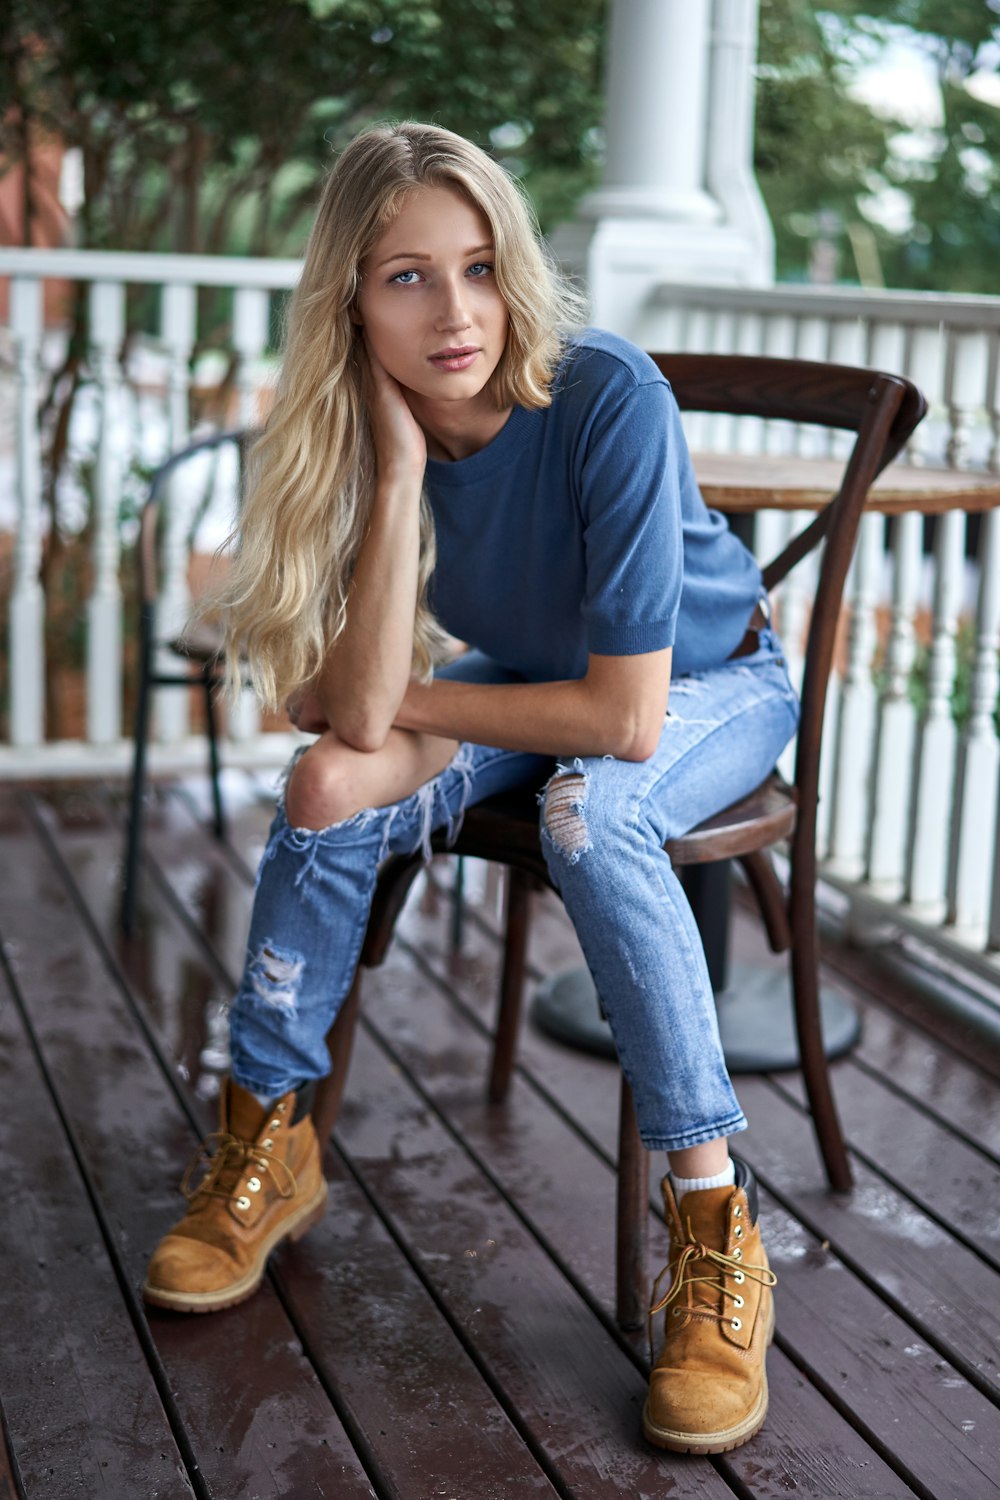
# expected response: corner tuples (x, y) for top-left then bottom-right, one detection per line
(219, 120), (585, 710)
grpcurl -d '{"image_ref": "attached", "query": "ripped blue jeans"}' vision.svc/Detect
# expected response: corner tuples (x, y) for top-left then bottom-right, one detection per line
(228, 627), (799, 1152)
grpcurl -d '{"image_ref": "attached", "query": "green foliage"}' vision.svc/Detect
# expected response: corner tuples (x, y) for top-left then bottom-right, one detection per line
(1, 0), (604, 257)
(755, 1), (1000, 292)
(755, 1), (902, 282)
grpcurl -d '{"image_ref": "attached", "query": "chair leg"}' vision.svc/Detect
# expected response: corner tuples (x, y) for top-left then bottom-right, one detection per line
(449, 855), (466, 953)
(312, 972), (363, 1145)
(122, 614), (154, 936)
(789, 884), (853, 1191)
(203, 672), (226, 840)
(615, 1077), (648, 1331)
(488, 868), (533, 1104)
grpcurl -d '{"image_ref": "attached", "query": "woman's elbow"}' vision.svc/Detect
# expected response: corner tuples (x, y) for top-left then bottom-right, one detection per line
(330, 708), (393, 755)
(613, 716), (663, 763)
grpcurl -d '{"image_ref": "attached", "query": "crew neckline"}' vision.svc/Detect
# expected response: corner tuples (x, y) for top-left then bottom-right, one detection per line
(424, 403), (532, 484)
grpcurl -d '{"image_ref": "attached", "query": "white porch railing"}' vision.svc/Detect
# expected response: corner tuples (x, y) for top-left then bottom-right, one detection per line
(2, 251), (999, 997)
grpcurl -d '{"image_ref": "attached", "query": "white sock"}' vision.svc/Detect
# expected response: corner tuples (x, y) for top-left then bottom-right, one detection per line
(671, 1160), (736, 1197)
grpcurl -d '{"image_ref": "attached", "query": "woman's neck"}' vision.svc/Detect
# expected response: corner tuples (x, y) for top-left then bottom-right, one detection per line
(408, 391), (513, 463)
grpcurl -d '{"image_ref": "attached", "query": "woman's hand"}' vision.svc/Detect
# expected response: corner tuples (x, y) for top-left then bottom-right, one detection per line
(362, 339), (427, 483)
(286, 686), (330, 736)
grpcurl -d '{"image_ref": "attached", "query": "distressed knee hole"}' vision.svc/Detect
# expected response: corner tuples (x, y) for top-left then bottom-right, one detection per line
(251, 942), (304, 1011)
(542, 770), (591, 861)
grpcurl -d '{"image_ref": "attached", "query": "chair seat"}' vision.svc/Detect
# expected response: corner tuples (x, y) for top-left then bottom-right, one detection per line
(438, 771), (796, 876)
(169, 622), (225, 664)
(665, 773), (797, 866)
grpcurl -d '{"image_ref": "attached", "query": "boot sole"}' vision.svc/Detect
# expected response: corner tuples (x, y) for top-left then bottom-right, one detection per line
(641, 1290), (776, 1455)
(142, 1178), (329, 1314)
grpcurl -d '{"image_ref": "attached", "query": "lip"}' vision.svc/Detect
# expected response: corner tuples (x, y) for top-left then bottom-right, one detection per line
(429, 346), (480, 370)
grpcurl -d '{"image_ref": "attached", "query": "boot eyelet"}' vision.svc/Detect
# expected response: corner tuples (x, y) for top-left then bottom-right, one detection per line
(277, 1101), (288, 1114)
(257, 1159), (268, 1172)
(262, 1139), (274, 1151)
(731, 1317), (742, 1331)
(235, 1196), (251, 1211)
(733, 1224), (743, 1238)
(734, 1270), (745, 1284)
(732, 1247), (742, 1260)
(269, 1119), (282, 1132)
(733, 1294), (745, 1309)
(247, 1177), (261, 1192)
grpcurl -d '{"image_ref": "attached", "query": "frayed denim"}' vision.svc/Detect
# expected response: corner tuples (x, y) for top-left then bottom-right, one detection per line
(228, 628), (799, 1153)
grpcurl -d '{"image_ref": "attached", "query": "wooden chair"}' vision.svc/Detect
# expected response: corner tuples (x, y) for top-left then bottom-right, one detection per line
(309, 355), (926, 1331)
(121, 427), (249, 936)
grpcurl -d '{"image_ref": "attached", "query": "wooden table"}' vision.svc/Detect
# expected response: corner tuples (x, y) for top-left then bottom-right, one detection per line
(695, 451), (1000, 515)
(535, 453), (1000, 1073)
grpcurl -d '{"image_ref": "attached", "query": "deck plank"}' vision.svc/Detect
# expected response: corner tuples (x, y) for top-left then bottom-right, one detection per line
(56, 788), (623, 1499)
(400, 868), (1000, 1494)
(11, 789), (373, 1500)
(355, 945), (915, 1500)
(11, 773), (1000, 1498)
(136, 785), (738, 1498)
(0, 939), (196, 1499)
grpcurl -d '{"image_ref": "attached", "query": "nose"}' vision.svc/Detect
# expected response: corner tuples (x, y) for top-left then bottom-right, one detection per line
(434, 273), (473, 333)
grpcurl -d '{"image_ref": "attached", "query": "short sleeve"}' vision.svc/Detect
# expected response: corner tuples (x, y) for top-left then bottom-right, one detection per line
(577, 376), (684, 656)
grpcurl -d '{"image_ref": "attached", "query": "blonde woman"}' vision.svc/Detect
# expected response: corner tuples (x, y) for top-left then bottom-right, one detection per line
(144, 122), (794, 1456)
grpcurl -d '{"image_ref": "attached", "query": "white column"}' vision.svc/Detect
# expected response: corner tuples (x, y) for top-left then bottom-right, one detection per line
(596, 0), (718, 223)
(550, 0), (774, 338)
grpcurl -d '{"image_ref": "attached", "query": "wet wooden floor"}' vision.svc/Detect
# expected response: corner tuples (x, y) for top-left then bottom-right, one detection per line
(2, 773), (999, 1500)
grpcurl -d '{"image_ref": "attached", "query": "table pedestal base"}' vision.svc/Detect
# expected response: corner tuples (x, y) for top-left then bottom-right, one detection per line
(530, 961), (860, 1074)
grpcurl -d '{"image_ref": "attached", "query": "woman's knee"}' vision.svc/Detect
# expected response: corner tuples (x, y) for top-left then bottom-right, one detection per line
(284, 739), (365, 830)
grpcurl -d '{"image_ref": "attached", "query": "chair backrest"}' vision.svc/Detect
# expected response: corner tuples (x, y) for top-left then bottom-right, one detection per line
(137, 427), (252, 610)
(650, 353), (927, 879)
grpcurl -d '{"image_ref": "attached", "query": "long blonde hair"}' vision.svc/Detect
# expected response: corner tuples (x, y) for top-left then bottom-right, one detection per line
(221, 120), (585, 710)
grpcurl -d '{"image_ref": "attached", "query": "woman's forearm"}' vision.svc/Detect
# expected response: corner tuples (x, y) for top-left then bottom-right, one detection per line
(395, 656), (671, 763)
(315, 477), (422, 750)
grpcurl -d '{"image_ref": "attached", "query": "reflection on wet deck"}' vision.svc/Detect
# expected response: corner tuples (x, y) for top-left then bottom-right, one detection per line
(2, 773), (999, 1499)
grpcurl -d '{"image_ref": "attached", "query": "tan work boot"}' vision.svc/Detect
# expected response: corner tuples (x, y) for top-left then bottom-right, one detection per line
(143, 1078), (327, 1313)
(642, 1158), (777, 1454)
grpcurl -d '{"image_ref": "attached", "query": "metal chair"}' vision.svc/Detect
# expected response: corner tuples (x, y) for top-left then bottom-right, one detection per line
(121, 427), (250, 936)
(309, 354), (927, 1331)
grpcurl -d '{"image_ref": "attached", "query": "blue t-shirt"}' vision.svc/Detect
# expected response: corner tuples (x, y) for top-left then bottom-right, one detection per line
(424, 328), (761, 681)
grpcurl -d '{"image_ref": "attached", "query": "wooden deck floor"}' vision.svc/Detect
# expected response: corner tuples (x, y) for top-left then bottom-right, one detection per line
(2, 774), (1000, 1500)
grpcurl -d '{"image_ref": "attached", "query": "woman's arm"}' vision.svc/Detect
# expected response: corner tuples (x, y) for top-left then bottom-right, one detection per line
(394, 648), (672, 763)
(311, 346), (426, 752)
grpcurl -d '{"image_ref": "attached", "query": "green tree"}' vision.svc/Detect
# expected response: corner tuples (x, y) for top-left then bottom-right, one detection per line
(1, 0), (605, 258)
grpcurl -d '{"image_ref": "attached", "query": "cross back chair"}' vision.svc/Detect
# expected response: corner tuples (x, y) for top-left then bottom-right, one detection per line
(309, 354), (927, 1332)
(122, 427), (250, 937)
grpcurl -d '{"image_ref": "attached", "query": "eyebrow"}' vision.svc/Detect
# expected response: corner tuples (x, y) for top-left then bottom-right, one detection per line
(373, 242), (494, 269)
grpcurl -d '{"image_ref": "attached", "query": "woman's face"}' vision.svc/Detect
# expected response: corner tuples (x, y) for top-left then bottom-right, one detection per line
(355, 184), (509, 410)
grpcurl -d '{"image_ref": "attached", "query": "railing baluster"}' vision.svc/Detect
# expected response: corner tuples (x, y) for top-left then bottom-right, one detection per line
(867, 512), (922, 893)
(9, 276), (46, 746)
(86, 280), (126, 744)
(229, 287), (271, 744)
(906, 509), (966, 914)
(826, 511), (884, 877)
(948, 508), (1000, 931)
(155, 283), (197, 742)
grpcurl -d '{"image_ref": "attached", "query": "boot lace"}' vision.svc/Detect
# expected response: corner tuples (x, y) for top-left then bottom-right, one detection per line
(181, 1131), (298, 1206)
(647, 1214), (777, 1361)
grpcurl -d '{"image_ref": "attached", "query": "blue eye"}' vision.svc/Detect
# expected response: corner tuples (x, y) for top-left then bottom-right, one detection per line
(468, 262), (494, 277)
(390, 269), (422, 285)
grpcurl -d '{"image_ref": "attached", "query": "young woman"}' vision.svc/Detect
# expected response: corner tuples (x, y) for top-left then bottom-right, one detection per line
(144, 121), (795, 1456)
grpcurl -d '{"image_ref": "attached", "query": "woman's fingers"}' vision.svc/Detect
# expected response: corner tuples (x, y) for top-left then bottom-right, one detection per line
(361, 339), (427, 479)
